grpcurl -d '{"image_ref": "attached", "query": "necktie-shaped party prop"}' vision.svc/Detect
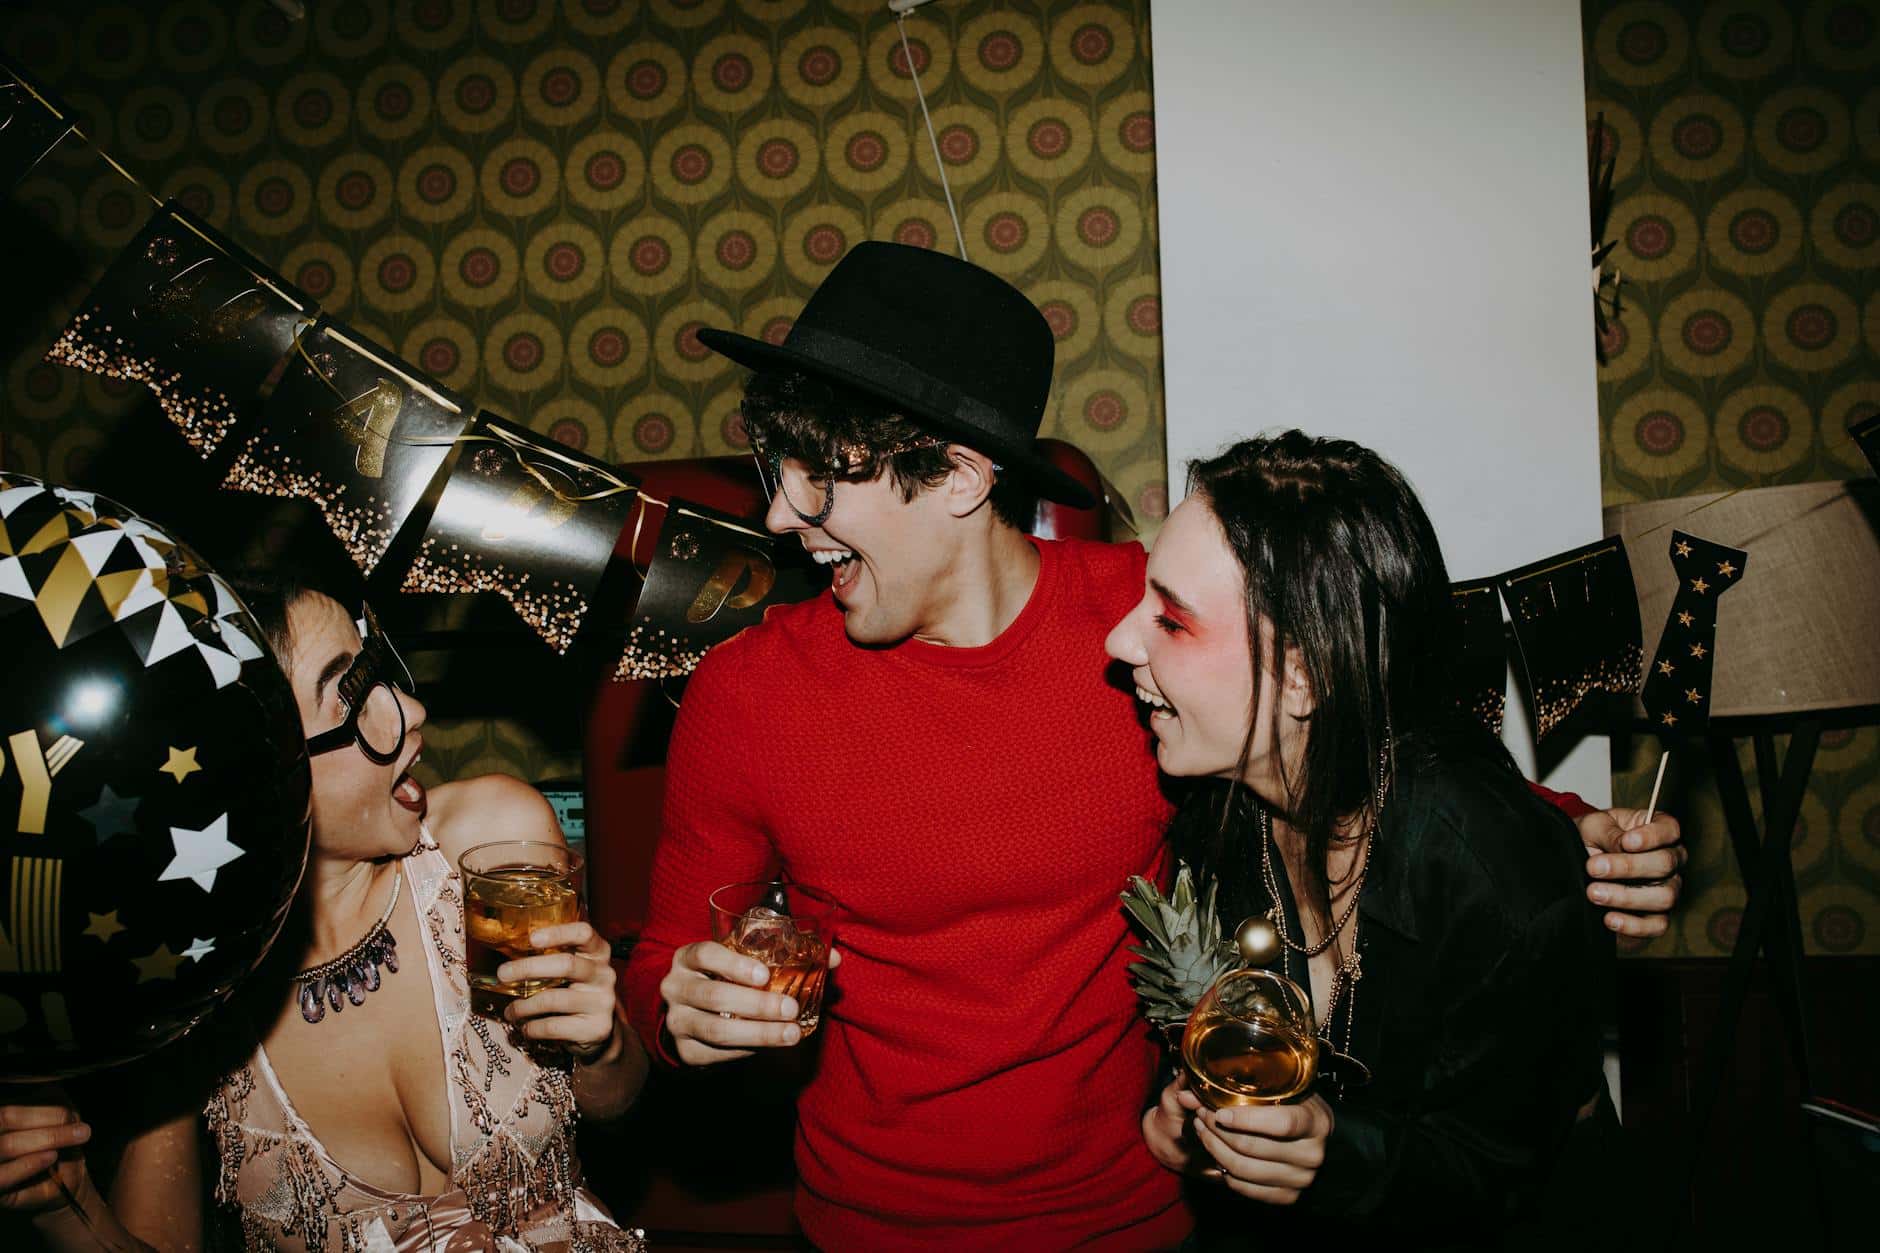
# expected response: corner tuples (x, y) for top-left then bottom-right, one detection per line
(1639, 530), (1748, 735)
(1497, 537), (1643, 740)
(0, 475), (308, 1081)
(45, 202), (311, 457)
(222, 320), (473, 576)
(0, 58), (74, 190)
(401, 414), (637, 653)
(616, 499), (820, 681)
(1449, 579), (1507, 734)
(1852, 411), (1879, 478)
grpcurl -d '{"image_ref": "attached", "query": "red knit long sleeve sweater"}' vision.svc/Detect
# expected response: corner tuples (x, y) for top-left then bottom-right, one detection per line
(622, 538), (1189, 1249)
(619, 536), (1597, 1249)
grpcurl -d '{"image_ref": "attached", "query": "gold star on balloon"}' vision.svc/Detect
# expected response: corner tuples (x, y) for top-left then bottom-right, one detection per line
(1717, 560), (1737, 577)
(1690, 642), (1708, 659)
(1661, 711), (1678, 726)
(132, 943), (184, 982)
(1675, 540), (1693, 557)
(83, 911), (125, 943)
(159, 745), (200, 782)
(1678, 611), (1695, 627)
(1691, 577), (1710, 594)
(1686, 688), (1702, 704)
(1657, 660), (1675, 676)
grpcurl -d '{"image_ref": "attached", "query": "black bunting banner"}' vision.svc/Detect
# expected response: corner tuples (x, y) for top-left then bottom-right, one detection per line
(1639, 530), (1748, 736)
(1852, 411), (1879, 479)
(0, 58), (74, 191)
(617, 498), (820, 682)
(1450, 579), (1507, 735)
(1496, 537), (1644, 741)
(222, 320), (472, 576)
(45, 202), (311, 457)
(400, 413), (636, 653)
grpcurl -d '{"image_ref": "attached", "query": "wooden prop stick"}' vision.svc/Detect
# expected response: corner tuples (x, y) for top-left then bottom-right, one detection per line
(1644, 748), (1670, 824)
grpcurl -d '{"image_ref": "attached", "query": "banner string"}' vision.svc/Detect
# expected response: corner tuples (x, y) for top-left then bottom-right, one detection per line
(897, 12), (967, 262)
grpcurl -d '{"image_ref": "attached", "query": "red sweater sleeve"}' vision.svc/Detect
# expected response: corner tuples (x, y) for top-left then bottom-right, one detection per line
(1526, 780), (1595, 820)
(619, 643), (781, 1064)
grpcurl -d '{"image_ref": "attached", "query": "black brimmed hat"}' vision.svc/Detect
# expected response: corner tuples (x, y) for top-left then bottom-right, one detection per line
(697, 242), (1095, 508)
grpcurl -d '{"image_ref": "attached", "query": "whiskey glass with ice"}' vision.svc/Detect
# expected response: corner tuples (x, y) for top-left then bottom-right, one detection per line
(709, 881), (835, 1037)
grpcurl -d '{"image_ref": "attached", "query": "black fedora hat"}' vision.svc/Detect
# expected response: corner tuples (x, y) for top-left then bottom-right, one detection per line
(697, 242), (1096, 508)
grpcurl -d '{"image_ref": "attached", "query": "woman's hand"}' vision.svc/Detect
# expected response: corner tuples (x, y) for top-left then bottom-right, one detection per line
(0, 1090), (90, 1213)
(500, 921), (621, 1056)
(1143, 1073), (1198, 1173)
(1193, 1093), (1334, 1205)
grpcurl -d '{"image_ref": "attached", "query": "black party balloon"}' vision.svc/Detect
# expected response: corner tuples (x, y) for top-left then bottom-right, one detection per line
(0, 474), (309, 1079)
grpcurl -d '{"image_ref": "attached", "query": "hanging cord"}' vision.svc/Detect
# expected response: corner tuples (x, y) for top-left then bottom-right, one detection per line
(896, 11), (968, 261)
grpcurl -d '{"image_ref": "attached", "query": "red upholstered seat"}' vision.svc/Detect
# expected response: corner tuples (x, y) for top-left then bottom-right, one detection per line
(583, 439), (1115, 1243)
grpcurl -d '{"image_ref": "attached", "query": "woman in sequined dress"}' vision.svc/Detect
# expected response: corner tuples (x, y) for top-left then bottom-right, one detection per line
(3, 575), (648, 1251)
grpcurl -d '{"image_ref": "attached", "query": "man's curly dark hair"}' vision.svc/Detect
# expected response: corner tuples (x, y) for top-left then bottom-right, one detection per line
(738, 370), (1035, 529)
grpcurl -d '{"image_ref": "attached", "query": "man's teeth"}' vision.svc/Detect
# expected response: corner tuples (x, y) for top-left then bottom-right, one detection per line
(1135, 684), (1173, 713)
(811, 549), (855, 566)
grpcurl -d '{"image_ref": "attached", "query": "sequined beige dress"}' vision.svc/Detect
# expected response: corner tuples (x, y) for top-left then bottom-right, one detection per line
(204, 830), (644, 1252)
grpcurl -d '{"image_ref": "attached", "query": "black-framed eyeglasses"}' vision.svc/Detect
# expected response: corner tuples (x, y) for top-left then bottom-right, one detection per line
(750, 435), (948, 527)
(305, 604), (416, 765)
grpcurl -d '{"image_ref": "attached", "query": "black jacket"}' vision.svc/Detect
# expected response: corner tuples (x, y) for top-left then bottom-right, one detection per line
(1193, 740), (1611, 1248)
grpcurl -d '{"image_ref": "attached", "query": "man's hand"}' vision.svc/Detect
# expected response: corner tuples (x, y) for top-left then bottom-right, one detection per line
(1580, 807), (1687, 937)
(659, 940), (840, 1065)
(1193, 1093), (1334, 1205)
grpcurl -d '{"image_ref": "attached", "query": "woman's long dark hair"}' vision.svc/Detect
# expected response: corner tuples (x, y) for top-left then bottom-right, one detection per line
(1167, 430), (1517, 927)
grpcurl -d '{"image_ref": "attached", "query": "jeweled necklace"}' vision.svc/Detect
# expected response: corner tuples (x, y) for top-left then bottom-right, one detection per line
(293, 867), (401, 1024)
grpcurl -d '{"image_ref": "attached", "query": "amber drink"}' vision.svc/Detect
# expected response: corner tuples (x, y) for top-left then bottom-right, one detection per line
(1181, 968), (1319, 1108)
(461, 841), (583, 1002)
(709, 882), (835, 1037)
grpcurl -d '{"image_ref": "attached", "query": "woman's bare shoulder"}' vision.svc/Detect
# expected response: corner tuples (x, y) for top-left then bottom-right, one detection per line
(424, 775), (564, 866)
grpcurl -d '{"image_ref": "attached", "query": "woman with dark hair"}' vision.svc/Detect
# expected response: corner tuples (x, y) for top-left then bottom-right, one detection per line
(1109, 431), (1614, 1246)
(3, 572), (647, 1250)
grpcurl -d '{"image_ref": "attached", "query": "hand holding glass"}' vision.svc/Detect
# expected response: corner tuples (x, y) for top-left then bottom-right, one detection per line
(461, 841), (583, 1002)
(709, 881), (834, 1037)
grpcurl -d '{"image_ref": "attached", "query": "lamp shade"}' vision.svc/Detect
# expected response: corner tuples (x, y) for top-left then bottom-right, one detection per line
(1604, 480), (1880, 719)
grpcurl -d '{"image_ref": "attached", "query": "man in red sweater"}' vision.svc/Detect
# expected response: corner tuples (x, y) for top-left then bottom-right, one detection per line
(620, 244), (1683, 1249)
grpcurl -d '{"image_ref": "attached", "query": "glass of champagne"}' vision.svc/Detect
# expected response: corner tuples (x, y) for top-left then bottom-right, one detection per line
(709, 881), (835, 1037)
(461, 841), (583, 1010)
(1180, 968), (1318, 1108)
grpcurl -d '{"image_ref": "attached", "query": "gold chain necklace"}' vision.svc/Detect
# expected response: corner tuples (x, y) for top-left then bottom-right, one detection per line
(1260, 738), (1392, 1043)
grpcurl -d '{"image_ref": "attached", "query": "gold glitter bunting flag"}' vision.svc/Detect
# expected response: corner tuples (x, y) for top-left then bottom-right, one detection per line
(223, 320), (472, 575)
(617, 499), (820, 682)
(1496, 537), (1644, 741)
(1450, 579), (1507, 735)
(400, 414), (637, 653)
(1639, 531), (1748, 736)
(0, 57), (74, 190)
(44, 201), (311, 457)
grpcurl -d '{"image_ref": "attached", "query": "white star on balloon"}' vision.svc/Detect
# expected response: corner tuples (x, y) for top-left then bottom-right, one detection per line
(159, 814), (244, 893)
(182, 937), (216, 963)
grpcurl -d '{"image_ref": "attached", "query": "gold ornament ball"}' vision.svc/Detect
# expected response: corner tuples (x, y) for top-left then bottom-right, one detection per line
(1235, 915), (1280, 965)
